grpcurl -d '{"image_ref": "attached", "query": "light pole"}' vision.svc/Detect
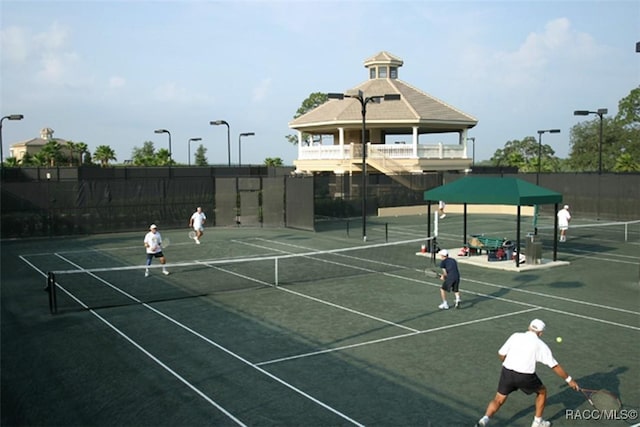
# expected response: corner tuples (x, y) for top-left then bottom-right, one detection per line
(327, 90), (401, 241)
(238, 132), (255, 167)
(466, 137), (475, 166)
(210, 120), (231, 167)
(573, 109), (608, 174)
(536, 129), (560, 185)
(188, 137), (202, 166)
(154, 129), (172, 164)
(1, 114), (24, 170)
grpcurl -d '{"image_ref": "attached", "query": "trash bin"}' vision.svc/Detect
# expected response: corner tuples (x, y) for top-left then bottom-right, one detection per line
(525, 234), (542, 264)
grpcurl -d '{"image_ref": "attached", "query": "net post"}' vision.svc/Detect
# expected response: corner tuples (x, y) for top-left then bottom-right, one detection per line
(346, 219), (350, 237)
(275, 258), (279, 287)
(385, 223), (388, 242)
(46, 272), (57, 314)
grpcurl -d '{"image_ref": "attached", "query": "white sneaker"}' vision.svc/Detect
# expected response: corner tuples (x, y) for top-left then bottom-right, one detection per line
(195, 239), (201, 244)
(531, 419), (551, 427)
(162, 270), (170, 275)
(440, 214), (446, 219)
(145, 269), (149, 277)
(475, 419), (488, 427)
(455, 300), (461, 309)
(438, 302), (449, 310)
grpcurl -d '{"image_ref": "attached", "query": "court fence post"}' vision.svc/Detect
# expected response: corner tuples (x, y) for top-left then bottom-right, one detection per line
(47, 272), (57, 314)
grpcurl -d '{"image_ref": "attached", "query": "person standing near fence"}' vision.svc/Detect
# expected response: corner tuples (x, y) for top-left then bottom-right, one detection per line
(189, 206), (207, 244)
(436, 249), (461, 309)
(144, 224), (169, 277)
(557, 205), (571, 242)
(474, 319), (579, 427)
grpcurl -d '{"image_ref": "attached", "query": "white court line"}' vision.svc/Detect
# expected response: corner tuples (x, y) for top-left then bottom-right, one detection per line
(45, 253), (365, 427)
(249, 238), (640, 318)
(27, 255), (248, 427)
(257, 308), (540, 366)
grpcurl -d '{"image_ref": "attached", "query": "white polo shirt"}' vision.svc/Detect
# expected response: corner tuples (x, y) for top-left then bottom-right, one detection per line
(499, 331), (558, 374)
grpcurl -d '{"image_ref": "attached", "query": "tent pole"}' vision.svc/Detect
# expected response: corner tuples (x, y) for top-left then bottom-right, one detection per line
(516, 206), (521, 267)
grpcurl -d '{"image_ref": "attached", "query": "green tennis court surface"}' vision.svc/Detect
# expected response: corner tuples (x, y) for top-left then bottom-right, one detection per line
(2, 214), (639, 426)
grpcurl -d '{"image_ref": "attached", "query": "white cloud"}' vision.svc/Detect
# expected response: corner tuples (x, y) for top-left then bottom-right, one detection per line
(109, 76), (126, 89)
(252, 78), (271, 103)
(0, 26), (30, 63)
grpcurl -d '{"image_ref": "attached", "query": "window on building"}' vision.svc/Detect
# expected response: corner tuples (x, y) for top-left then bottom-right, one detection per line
(390, 67), (398, 79)
(370, 68), (376, 79)
(379, 66), (387, 78)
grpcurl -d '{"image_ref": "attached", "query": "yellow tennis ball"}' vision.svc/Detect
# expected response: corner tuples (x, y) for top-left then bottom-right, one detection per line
(556, 336), (563, 343)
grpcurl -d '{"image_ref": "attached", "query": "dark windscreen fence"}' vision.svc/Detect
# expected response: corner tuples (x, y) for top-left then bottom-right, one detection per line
(2, 167), (638, 238)
(285, 176), (314, 231)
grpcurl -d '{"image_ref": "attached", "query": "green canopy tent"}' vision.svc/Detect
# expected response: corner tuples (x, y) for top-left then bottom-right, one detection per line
(424, 176), (563, 267)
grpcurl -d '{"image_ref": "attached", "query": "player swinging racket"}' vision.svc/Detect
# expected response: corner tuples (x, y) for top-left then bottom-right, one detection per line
(144, 224), (169, 277)
(475, 319), (579, 427)
(189, 206), (206, 244)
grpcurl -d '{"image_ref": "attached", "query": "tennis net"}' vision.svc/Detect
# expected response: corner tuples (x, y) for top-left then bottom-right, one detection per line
(46, 237), (431, 313)
(536, 220), (640, 243)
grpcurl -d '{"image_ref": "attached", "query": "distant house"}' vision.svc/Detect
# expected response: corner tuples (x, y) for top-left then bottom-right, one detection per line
(289, 51), (478, 176)
(9, 128), (71, 162)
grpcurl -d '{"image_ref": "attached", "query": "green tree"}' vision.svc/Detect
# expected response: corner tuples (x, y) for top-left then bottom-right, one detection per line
(613, 152), (640, 172)
(40, 140), (63, 167)
(65, 141), (78, 166)
(568, 87), (639, 172)
(155, 148), (172, 166)
(3, 157), (19, 167)
(490, 136), (559, 172)
(131, 141), (159, 166)
(93, 145), (117, 167)
(285, 92), (329, 145)
(194, 144), (208, 166)
(76, 142), (89, 165)
(264, 157), (283, 166)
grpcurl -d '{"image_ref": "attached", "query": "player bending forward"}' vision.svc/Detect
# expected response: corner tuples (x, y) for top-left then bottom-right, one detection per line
(475, 319), (579, 427)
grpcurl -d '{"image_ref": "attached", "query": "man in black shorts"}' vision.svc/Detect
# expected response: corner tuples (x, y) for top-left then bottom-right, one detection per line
(475, 319), (580, 427)
(436, 249), (461, 309)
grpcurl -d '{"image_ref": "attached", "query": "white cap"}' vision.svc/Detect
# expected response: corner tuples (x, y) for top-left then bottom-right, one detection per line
(529, 319), (546, 332)
(149, 224), (157, 230)
(437, 249), (449, 257)
(564, 205), (569, 209)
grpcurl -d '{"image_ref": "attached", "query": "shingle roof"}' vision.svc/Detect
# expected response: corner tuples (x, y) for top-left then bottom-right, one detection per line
(289, 65), (477, 132)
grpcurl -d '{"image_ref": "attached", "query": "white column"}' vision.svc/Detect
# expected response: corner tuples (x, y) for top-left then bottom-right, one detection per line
(412, 126), (419, 157)
(297, 130), (303, 157)
(461, 130), (468, 158)
(338, 127), (345, 159)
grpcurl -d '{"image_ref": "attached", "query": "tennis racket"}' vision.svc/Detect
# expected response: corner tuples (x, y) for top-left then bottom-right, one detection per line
(188, 230), (196, 240)
(162, 238), (170, 249)
(426, 268), (442, 278)
(580, 388), (621, 411)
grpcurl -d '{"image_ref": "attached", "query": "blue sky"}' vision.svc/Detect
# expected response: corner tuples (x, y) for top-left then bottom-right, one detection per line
(1, 0), (638, 166)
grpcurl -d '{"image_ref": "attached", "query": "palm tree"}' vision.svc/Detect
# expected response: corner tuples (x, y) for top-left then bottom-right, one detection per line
(65, 141), (77, 166)
(40, 140), (62, 167)
(93, 145), (117, 167)
(264, 157), (283, 167)
(4, 157), (19, 167)
(76, 142), (88, 165)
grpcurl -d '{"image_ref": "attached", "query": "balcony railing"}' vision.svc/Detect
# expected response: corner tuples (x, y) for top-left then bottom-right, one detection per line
(297, 143), (467, 160)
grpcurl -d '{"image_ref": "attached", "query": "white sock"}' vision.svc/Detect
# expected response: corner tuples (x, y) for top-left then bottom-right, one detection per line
(534, 417), (542, 423)
(481, 415), (489, 424)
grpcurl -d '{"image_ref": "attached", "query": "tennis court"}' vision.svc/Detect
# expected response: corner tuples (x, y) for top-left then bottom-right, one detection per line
(2, 213), (639, 426)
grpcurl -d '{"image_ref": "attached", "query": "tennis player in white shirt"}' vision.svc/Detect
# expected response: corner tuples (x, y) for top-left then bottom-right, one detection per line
(475, 319), (579, 427)
(189, 207), (206, 244)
